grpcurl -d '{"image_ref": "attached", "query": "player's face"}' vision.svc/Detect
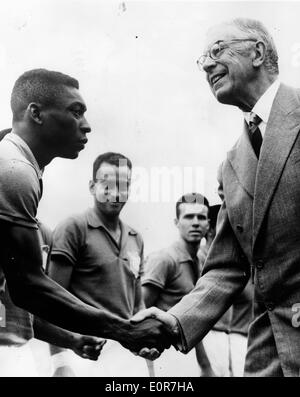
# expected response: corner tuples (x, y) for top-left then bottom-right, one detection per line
(91, 161), (131, 217)
(175, 203), (209, 243)
(42, 86), (91, 159)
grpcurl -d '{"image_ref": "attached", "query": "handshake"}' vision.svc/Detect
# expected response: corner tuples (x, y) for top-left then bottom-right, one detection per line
(120, 307), (181, 361)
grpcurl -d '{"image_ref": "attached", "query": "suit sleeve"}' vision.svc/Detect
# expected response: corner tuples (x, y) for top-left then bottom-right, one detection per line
(169, 162), (250, 351)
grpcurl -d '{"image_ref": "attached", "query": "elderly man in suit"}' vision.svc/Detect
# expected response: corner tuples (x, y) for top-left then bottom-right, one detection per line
(132, 18), (300, 376)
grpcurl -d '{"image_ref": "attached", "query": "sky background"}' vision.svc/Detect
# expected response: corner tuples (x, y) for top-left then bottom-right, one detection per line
(1, 0), (300, 254)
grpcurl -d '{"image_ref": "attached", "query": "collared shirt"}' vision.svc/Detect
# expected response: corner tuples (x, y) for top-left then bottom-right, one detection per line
(51, 207), (144, 319)
(243, 79), (280, 138)
(142, 240), (200, 312)
(2, 133), (43, 178)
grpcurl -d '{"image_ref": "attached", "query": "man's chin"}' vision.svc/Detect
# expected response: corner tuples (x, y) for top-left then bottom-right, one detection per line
(186, 236), (202, 244)
(214, 86), (235, 106)
(104, 203), (124, 214)
(60, 151), (80, 160)
(69, 152), (80, 159)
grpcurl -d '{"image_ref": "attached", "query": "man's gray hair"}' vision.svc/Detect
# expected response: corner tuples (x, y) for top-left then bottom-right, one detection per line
(230, 17), (279, 75)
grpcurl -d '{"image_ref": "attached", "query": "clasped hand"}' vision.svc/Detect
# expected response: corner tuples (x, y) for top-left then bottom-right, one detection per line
(129, 307), (179, 361)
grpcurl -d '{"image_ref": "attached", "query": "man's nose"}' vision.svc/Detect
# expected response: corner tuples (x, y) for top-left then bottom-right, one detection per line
(110, 189), (125, 203)
(202, 56), (217, 73)
(105, 189), (117, 203)
(109, 187), (119, 198)
(192, 216), (201, 225)
(80, 117), (92, 134)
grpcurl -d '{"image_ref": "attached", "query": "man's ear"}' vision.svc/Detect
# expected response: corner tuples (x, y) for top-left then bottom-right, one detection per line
(252, 41), (266, 68)
(89, 180), (96, 195)
(174, 218), (179, 227)
(28, 103), (43, 125)
(207, 219), (210, 231)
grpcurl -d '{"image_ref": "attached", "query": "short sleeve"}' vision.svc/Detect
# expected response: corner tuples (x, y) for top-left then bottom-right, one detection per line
(51, 216), (85, 267)
(37, 221), (53, 247)
(0, 159), (40, 229)
(142, 251), (175, 290)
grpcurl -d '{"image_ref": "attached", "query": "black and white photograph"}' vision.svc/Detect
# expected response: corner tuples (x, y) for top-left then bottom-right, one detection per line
(0, 0), (299, 380)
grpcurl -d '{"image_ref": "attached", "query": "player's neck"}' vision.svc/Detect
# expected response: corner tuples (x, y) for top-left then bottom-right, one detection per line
(12, 125), (53, 168)
(181, 238), (200, 259)
(95, 207), (120, 231)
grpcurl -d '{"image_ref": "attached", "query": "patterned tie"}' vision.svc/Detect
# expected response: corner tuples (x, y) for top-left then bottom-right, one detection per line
(248, 112), (263, 158)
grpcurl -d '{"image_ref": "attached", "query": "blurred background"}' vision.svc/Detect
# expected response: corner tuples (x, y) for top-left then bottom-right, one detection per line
(0, 0), (300, 254)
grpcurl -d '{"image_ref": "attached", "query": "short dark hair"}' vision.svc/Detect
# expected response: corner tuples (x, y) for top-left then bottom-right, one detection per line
(176, 193), (209, 219)
(92, 152), (132, 180)
(11, 68), (79, 121)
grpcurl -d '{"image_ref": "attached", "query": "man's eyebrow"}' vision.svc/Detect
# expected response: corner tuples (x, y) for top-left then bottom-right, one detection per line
(183, 213), (207, 217)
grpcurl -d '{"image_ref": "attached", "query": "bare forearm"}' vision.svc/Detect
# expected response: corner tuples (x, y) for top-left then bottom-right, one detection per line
(33, 316), (77, 350)
(10, 271), (129, 340)
(1, 223), (131, 342)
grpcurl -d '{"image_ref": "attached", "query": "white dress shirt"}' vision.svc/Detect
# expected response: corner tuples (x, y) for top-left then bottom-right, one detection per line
(243, 79), (280, 138)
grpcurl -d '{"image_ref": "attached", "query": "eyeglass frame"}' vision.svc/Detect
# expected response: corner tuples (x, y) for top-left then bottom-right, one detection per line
(197, 38), (258, 71)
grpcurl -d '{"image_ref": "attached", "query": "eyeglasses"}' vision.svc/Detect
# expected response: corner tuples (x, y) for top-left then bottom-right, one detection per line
(197, 38), (257, 71)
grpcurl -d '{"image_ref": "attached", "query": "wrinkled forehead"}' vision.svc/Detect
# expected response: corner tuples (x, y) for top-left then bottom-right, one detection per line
(204, 22), (246, 51)
(95, 162), (131, 181)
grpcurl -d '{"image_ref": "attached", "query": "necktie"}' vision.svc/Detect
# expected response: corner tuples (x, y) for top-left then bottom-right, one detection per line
(248, 112), (263, 158)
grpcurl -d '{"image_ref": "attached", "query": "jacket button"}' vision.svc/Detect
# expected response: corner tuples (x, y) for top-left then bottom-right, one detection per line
(256, 259), (264, 269)
(266, 302), (275, 311)
(236, 224), (243, 232)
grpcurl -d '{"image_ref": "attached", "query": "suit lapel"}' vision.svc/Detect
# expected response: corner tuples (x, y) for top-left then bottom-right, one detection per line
(227, 122), (258, 199)
(253, 84), (300, 245)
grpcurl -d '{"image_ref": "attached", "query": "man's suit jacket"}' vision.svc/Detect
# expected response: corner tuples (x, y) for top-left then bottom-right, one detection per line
(169, 84), (300, 376)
